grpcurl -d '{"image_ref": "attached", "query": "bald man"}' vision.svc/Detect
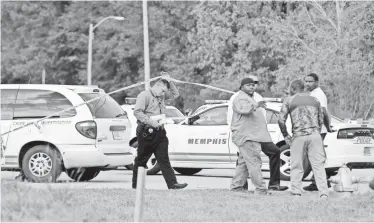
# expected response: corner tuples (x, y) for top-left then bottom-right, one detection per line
(228, 76), (288, 192)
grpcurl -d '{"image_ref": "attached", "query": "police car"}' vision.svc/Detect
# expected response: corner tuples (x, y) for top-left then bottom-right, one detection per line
(0, 85), (133, 182)
(127, 98), (374, 181)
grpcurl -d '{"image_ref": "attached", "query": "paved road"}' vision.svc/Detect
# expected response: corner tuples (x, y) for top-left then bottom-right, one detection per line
(2, 169), (374, 193)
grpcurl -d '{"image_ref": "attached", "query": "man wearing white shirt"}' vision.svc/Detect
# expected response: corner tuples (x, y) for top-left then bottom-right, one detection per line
(303, 73), (334, 191)
(228, 76), (288, 192)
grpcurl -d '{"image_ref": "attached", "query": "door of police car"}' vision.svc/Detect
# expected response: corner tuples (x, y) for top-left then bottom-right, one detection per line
(0, 88), (19, 165)
(169, 105), (231, 167)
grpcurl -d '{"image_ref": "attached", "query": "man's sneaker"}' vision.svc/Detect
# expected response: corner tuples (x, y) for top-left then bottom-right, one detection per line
(268, 185), (289, 191)
(303, 182), (331, 191)
(170, 183), (188, 190)
(303, 183), (318, 191)
(15, 172), (27, 182)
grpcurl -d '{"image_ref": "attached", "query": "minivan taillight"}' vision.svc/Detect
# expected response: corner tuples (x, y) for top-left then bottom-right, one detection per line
(75, 121), (97, 139)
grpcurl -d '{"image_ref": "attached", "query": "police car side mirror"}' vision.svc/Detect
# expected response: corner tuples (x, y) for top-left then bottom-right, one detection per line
(188, 115), (200, 125)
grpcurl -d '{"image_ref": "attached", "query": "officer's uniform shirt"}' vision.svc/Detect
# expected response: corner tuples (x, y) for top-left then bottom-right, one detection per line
(134, 82), (179, 128)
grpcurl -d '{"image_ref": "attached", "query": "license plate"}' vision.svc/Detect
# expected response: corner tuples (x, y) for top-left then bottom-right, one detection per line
(364, 147), (373, 156)
(112, 131), (124, 140)
(354, 136), (373, 144)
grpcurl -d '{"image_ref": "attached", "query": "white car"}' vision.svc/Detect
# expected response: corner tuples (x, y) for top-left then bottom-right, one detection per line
(126, 99), (374, 180)
(0, 84), (133, 182)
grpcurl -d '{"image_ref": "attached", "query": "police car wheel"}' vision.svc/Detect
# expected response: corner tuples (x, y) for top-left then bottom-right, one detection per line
(279, 144), (311, 181)
(174, 168), (202, 176)
(125, 164), (134, 170)
(66, 168), (100, 182)
(126, 157), (161, 175)
(22, 144), (62, 183)
(146, 158), (160, 175)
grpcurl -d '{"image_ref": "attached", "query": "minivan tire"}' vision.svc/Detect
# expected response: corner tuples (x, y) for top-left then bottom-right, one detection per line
(279, 144), (311, 181)
(66, 167), (101, 182)
(22, 144), (62, 183)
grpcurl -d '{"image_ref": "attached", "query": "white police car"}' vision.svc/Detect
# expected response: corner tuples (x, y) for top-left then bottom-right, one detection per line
(0, 84), (133, 182)
(127, 98), (374, 181)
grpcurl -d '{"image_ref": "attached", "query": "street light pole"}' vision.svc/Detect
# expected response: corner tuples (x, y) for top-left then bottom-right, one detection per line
(143, 0), (150, 90)
(87, 23), (93, 86)
(87, 16), (125, 86)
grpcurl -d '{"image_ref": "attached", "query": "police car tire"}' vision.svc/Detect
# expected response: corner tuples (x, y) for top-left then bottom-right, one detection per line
(125, 158), (161, 175)
(146, 162), (161, 175)
(279, 144), (311, 181)
(125, 164), (134, 170)
(22, 144), (62, 183)
(369, 178), (374, 190)
(174, 168), (202, 176)
(66, 168), (100, 182)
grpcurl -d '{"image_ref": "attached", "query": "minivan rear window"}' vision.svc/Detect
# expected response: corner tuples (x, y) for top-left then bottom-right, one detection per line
(79, 93), (127, 119)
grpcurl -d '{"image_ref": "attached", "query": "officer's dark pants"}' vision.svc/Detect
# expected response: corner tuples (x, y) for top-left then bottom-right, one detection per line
(238, 142), (281, 189)
(132, 126), (177, 189)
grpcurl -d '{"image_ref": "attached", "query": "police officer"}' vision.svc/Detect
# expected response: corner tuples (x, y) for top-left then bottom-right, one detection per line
(132, 72), (188, 190)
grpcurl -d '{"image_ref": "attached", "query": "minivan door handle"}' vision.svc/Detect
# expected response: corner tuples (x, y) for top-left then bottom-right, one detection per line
(219, 132), (227, 135)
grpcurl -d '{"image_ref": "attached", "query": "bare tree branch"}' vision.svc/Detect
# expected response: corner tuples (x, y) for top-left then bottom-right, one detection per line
(336, 0), (341, 36)
(304, 5), (339, 48)
(307, 0), (339, 33)
(260, 18), (317, 54)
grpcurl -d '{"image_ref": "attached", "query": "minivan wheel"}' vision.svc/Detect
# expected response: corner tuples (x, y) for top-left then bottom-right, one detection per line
(279, 144), (311, 181)
(22, 144), (62, 183)
(66, 168), (100, 182)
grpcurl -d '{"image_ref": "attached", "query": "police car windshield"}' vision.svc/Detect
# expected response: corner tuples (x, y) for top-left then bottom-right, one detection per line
(164, 107), (185, 124)
(164, 108), (184, 118)
(79, 93), (125, 119)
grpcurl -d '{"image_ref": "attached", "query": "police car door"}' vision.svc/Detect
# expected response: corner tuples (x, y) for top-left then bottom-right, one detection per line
(172, 105), (231, 166)
(265, 109), (281, 142)
(0, 88), (19, 165)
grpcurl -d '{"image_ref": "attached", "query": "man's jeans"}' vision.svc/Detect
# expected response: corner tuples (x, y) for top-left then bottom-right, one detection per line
(290, 132), (328, 196)
(309, 133), (333, 184)
(231, 141), (267, 193)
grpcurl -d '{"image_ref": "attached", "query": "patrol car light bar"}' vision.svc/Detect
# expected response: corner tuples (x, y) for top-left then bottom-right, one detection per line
(263, 97), (283, 103)
(204, 98), (283, 104)
(125, 98), (137, 104)
(356, 119), (374, 125)
(205, 100), (228, 104)
(125, 97), (173, 105)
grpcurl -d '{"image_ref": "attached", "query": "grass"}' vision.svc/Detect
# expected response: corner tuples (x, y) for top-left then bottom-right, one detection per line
(1, 181), (374, 222)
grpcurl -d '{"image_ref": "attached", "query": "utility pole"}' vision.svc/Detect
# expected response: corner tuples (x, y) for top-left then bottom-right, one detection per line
(42, 69), (46, 84)
(143, 0), (150, 90)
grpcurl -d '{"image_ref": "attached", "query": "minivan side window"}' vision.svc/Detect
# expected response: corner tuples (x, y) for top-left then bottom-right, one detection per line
(13, 89), (77, 119)
(1, 89), (18, 120)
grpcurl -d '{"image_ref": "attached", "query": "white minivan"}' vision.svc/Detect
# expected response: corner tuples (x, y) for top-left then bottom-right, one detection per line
(0, 84), (133, 182)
